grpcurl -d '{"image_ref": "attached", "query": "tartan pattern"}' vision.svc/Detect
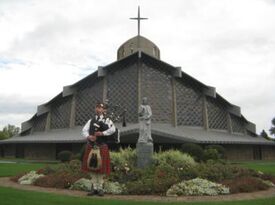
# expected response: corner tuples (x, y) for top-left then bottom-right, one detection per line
(82, 143), (111, 175)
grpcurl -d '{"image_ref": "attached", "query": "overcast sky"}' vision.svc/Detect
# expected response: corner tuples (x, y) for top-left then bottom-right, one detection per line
(0, 0), (274, 135)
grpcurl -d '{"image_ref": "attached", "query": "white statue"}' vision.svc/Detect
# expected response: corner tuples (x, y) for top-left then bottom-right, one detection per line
(138, 97), (153, 143)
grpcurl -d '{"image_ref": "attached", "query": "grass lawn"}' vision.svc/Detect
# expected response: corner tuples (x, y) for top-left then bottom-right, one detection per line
(233, 161), (275, 175)
(0, 162), (54, 177)
(0, 186), (275, 205)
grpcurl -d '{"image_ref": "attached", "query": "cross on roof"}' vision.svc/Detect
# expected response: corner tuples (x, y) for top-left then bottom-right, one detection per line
(130, 6), (148, 36)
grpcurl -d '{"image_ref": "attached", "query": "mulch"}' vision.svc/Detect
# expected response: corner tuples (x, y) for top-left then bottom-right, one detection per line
(0, 177), (275, 202)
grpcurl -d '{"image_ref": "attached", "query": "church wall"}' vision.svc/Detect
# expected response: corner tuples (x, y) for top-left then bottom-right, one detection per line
(50, 96), (72, 129)
(175, 78), (203, 127)
(75, 77), (104, 126)
(261, 145), (275, 160)
(207, 97), (228, 131)
(24, 143), (56, 160)
(230, 114), (245, 134)
(140, 62), (172, 123)
(3, 144), (16, 157)
(107, 63), (138, 123)
(72, 143), (84, 154)
(224, 145), (254, 160)
(33, 113), (47, 132)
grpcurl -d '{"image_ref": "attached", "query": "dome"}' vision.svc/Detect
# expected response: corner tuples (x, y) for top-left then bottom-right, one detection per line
(117, 35), (160, 60)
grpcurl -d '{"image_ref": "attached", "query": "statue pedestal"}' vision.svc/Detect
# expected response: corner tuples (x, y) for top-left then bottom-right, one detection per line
(136, 142), (153, 168)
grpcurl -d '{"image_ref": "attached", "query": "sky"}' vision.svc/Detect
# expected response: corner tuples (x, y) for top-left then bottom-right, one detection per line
(0, 0), (274, 136)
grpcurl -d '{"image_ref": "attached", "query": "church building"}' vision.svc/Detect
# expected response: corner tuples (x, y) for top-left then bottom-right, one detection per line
(1, 8), (274, 160)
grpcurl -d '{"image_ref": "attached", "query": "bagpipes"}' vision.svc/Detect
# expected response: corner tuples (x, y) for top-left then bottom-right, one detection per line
(103, 101), (128, 144)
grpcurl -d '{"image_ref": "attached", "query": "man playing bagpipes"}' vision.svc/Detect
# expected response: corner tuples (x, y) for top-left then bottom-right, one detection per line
(81, 102), (116, 196)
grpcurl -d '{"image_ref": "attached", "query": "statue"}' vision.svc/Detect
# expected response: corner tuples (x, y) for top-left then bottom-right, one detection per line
(138, 97), (153, 143)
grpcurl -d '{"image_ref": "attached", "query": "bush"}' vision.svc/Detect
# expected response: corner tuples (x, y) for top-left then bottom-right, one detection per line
(203, 148), (219, 161)
(152, 164), (180, 194)
(36, 166), (57, 175)
(181, 143), (204, 162)
(109, 167), (143, 184)
(153, 149), (196, 169)
(166, 178), (229, 196)
(110, 147), (137, 170)
(34, 171), (81, 189)
(205, 145), (226, 159)
(70, 178), (92, 191)
(197, 162), (235, 182)
(221, 176), (269, 193)
(104, 181), (127, 195)
(126, 179), (153, 195)
(57, 150), (73, 162)
(259, 174), (275, 184)
(18, 171), (44, 185)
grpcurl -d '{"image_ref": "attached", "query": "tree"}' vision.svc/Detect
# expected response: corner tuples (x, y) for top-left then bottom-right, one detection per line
(0, 124), (20, 140)
(260, 129), (269, 139)
(269, 117), (275, 136)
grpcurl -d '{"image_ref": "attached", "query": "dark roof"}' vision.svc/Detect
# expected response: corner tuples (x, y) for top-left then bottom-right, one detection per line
(2, 123), (273, 145)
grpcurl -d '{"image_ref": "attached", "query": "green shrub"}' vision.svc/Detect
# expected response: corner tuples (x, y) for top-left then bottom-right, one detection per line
(109, 167), (143, 184)
(181, 143), (204, 162)
(57, 150), (73, 162)
(153, 149), (196, 169)
(126, 179), (153, 195)
(178, 164), (199, 180)
(205, 145), (226, 159)
(110, 147), (137, 169)
(203, 148), (219, 161)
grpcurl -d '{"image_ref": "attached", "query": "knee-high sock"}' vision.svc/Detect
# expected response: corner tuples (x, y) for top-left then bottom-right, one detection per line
(90, 173), (104, 190)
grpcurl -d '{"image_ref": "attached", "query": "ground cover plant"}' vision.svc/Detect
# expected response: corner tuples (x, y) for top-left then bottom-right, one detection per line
(7, 147), (275, 196)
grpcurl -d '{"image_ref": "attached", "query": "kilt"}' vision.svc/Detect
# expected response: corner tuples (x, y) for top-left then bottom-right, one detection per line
(81, 143), (111, 175)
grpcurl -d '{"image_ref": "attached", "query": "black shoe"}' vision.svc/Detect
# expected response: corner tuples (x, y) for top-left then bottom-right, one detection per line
(87, 191), (95, 196)
(97, 190), (104, 197)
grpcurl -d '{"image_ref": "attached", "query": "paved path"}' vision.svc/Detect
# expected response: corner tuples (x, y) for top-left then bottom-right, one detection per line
(0, 177), (275, 202)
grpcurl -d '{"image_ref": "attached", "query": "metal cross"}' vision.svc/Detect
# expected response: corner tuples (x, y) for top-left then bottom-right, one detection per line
(130, 6), (148, 36)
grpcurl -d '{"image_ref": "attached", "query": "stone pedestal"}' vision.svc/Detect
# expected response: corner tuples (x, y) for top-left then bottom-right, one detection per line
(136, 142), (153, 168)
